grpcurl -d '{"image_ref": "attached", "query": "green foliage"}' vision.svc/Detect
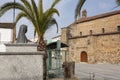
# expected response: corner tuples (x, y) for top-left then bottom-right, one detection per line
(116, 0), (120, 6)
(0, 0), (60, 40)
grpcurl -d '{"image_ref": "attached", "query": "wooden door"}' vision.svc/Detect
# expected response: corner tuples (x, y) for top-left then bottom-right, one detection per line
(81, 51), (88, 62)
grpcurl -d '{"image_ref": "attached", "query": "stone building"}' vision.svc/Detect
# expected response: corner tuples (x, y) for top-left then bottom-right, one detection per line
(61, 10), (120, 64)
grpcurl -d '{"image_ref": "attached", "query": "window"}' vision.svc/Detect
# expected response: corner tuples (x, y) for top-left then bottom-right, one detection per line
(118, 26), (120, 32)
(90, 30), (92, 35)
(80, 32), (82, 36)
(102, 28), (105, 33)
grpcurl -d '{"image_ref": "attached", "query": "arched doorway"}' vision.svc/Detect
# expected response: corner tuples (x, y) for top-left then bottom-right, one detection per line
(81, 51), (88, 62)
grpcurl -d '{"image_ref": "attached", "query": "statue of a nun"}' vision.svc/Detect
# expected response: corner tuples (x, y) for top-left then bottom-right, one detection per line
(16, 25), (28, 43)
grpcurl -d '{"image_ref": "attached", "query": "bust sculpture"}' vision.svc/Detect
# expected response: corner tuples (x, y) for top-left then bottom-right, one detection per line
(16, 25), (28, 43)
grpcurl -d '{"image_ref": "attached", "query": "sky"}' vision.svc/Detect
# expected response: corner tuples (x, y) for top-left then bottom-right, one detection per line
(0, 0), (120, 40)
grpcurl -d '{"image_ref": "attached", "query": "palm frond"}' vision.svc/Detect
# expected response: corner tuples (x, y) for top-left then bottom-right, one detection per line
(31, 0), (38, 16)
(40, 8), (59, 33)
(51, 0), (60, 8)
(75, 0), (86, 19)
(45, 8), (60, 18)
(47, 18), (58, 33)
(15, 12), (28, 23)
(21, 0), (33, 16)
(31, 0), (39, 23)
(34, 29), (37, 39)
(0, 2), (32, 19)
(116, 0), (120, 6)
(0, 2), (20, 17)
(39, 0), (43, 16)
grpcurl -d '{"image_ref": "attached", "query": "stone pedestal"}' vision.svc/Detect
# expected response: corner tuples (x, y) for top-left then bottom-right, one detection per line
(5, 43), (37, 52)
(0, 43), (44, 80)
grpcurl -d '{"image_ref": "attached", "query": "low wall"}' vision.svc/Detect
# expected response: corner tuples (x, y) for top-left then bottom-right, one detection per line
(0, 52), (44, 80)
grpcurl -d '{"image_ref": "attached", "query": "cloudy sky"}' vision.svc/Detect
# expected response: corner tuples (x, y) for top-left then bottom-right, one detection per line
(0, 0), (120, 40)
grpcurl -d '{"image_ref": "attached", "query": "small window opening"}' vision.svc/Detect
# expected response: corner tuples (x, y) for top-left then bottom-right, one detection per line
(118, 26), (120, 32)
(90, 30), (92, 35)
(80, 32), (82, 36)
(102, 28), (105, 33)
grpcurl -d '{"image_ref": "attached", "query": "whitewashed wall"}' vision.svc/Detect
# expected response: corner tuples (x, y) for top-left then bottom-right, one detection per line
(0, 44), (6, 52)
(0, 28), (13, 43)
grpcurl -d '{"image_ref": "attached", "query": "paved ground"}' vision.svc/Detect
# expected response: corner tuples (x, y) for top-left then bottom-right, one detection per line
(75, 63), (120, 80)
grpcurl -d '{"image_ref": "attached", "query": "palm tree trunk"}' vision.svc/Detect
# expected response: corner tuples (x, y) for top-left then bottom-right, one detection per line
(37, 35), (47, 80)
(37, 35), (46, 51)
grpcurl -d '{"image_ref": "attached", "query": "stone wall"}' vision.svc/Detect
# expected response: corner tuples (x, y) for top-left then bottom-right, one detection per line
(68, 38), (88, 62)
(67, 33), (120, 64)
(0, 52), (44, 80)
(61, 28), (67, 44)
(95, 48), (120, 64)
(77, 14), (120, 36)
(94, 34), (120, 64)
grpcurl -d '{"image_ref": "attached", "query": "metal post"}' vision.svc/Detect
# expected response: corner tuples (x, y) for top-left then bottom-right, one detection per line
(48, 50), (52, 69)
(56, 40), (61, 77)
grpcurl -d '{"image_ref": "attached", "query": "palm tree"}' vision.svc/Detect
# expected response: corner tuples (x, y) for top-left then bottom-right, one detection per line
(75, 0), (86, 19)
(0, 0), (60, 80)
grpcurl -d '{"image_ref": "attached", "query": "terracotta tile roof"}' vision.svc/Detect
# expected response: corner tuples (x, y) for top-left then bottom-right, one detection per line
(77, 10), (120, 23)
(0, 23), (14, 29)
